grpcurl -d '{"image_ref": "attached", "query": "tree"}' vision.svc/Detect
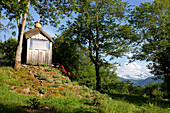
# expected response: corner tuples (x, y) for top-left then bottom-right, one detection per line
(53, 35), (96, 87)
(129, 0), (170, 98)
(100, 64), (119, 93)
(0, 0), (74, 69)
(52, 35), (81, 74)
(0, 37), (17, 66)
(61, 0), (136, 91)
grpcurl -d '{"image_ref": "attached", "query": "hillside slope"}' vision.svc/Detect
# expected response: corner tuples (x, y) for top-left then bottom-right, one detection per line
(0, 66), (169, 113)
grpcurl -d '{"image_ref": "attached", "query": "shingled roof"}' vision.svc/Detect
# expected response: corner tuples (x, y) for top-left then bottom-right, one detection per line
(24, 27), (54, 42)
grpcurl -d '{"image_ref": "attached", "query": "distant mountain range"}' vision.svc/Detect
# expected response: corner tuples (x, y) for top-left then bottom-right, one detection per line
(119, 76), (163, 87)
(117, 73), (153, 80)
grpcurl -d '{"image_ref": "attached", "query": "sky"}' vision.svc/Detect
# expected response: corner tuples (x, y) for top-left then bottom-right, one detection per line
(0, 0), (155, 79)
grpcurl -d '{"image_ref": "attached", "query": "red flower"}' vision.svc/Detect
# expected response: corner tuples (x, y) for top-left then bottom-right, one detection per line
(63, 70), (67, 74)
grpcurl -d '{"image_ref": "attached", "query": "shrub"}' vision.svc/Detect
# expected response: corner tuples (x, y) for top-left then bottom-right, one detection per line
(38, 64), (47, 67)
(29, 61), (35, 65)
(66, 79), (71, 83)
(45, 67), (51, 72)
(39, 88), (47, 94)
(53, 74), (60, 78)
(48, 84), (59, 88)
(46, 78), (53, 83)
(72, 81), (79, 85)
(27, 98), (41, 109)
(82, 85), (90, 92)
(61, 79), (66, 84)
(37, 72), (47, 80)
(55, 80), (62, 84)
(55, 69), (62, 74)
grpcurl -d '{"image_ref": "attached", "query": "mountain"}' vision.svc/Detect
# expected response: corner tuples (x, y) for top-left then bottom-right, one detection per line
(119, 76), (163, 87)
(117, 73), (153, 80)
(116, 62), (154, 80)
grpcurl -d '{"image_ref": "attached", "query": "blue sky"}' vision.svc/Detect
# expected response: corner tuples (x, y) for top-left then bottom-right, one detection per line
(0, 0), (155, 79)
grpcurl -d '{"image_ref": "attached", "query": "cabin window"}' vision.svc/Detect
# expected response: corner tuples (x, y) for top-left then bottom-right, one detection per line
(30, 39), (49, 50)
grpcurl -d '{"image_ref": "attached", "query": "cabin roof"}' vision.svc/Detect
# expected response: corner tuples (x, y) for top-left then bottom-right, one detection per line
(24, 27), (54, 42)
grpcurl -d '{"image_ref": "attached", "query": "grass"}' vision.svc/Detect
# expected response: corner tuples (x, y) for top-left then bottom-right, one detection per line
(0, 66), (170, 113)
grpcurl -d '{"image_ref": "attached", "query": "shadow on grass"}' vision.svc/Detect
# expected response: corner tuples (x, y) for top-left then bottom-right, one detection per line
(0, 103), (57, 113)
(104, 92), (170, 108)
(0, 103), (27, 113)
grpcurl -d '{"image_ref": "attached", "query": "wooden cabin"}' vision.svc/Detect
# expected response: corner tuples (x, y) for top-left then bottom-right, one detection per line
(22, 21), (54, 65)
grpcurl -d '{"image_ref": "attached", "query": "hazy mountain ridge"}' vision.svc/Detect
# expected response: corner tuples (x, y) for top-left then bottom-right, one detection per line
(119, 76), (163, 87)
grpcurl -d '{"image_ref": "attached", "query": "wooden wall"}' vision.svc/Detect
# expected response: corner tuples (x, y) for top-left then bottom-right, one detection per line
(26, 33), (52, 65)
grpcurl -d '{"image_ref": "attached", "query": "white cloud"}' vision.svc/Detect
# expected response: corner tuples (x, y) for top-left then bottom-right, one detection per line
(126, 53), (133, 57)
(116, 61), (153, 80)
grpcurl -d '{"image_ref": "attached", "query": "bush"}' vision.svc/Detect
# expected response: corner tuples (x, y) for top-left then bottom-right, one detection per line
(27, 98), (41, 109)
(53, 74), (61, 78)
(29, 61), (35, 65)
(46, 78), (53, 83)
(55, 80), (62, 84)
(48, 84), (59, 88)
(61, 79), (66, 84)
(38, 64), (47, 67)
(0, 37), (17, 66)
(39, 88), (47, 94)
(45, 67), (51, 72)
(72, 81), (79, 85)
(66, 79), (71, 83)
(37, 72), (47, 80)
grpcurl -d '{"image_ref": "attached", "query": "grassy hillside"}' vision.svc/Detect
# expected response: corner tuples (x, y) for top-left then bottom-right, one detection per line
(0, 66), (170, 113)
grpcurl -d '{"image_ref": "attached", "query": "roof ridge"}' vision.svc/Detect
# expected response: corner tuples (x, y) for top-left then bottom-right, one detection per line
(24, 27), (54, 42)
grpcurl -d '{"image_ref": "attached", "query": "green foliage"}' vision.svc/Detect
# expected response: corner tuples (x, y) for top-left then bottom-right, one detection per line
(45, 67), (51, 72)
(48, 84), (59, 88)
(72, 81), (79, 86)
(66, 79), (71, 83)
(129, 0), (170, 98)
(38, 64), (47, 67)
(39, 88), (47, 94)
(52, 36), (80, 77)
(0, 37), (17, 66)
(7, 79), (23, 86)
(81, 85), (91, 93)
(100, 64), (119, 93)
(46, 78), (53, 83)
(37, 72), (47, 80)
(53, 74), (60, 78)
(61, 0), (136, 90)
(27, 98), (41, 109)
(55, 80), (62, 84)
(61, 79), (66, 84)
(29, 61), (35, 65)
(0, 67), (170, 113)
(92, 91), (103, 106)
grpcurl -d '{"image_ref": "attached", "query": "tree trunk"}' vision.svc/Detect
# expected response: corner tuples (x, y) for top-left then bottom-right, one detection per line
(165, 73), (170, 99)
(95, 63), (101, 91)
(95, 26), (101, 91)
(14, 0), (30, 70)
